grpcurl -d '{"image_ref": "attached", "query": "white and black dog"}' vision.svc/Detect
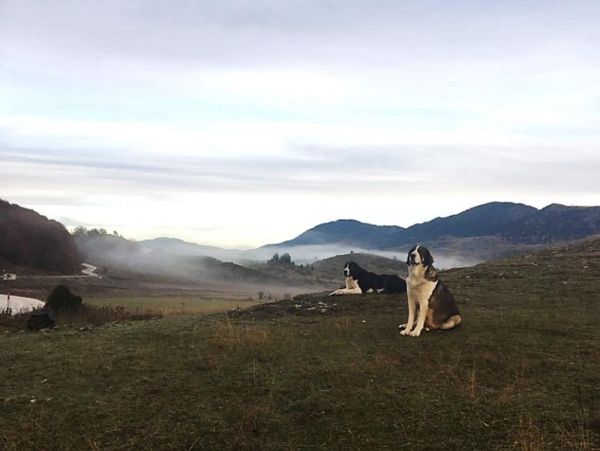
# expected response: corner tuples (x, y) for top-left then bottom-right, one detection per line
(329, 261), (407, 296)
(400, 246), (461, 337)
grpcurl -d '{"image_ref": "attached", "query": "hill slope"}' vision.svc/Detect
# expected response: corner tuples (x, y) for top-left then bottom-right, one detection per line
(0, 199), (81, 273)
(312, 252), (408, 280)
(2, 237), (600, 449)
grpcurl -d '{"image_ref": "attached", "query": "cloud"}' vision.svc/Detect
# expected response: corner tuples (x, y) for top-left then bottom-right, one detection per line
(1, 1), (600, 246)
(2, 1), (599, 69)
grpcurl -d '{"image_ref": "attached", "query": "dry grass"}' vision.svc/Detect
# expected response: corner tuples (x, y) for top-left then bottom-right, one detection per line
(517, 417), (545, 451)
(0, 309), (30, 331)
(57, 305), (162, 325)
(86, 295), (262, 316)
(0, 305), (161, 331)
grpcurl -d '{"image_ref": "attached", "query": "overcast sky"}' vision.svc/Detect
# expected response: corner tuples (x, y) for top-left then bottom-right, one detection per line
(1, 0), (599, 248)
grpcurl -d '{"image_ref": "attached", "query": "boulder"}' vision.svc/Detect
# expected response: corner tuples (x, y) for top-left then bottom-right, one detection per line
(27, 308), (56, 331)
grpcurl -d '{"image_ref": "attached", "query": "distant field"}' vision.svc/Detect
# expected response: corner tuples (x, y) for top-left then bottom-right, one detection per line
(2, 239), (600, 449)
(85, 295), (262, 315)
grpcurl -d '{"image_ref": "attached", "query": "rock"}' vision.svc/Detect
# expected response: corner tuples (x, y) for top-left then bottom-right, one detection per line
(27, 308), (56, 331)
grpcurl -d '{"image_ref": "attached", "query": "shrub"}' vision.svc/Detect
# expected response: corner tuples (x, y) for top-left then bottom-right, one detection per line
(46, 284), (83, 313)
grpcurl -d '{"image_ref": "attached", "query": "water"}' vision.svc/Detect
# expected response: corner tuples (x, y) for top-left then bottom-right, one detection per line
(0, 294), (45, 315)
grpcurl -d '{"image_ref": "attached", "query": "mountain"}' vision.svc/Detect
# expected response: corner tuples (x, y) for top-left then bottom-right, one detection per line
(498, 204), (600, 243)
(399, 202), (538, 244)
(408, 202), (600, 244)
(0, 199), (81, 273)
(275, 219), (405, 249)
(265, 202), (600, 260)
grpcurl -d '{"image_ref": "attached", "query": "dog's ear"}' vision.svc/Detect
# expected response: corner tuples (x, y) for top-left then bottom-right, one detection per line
(425, 265), (438, 282)
(419, 247), (434, 266)
(406, 246), (416, 265)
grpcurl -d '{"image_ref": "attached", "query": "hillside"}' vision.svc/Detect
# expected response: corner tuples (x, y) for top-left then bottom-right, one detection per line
(2, 237), (600, 449)
(312, 252), (408, 280)
(0, 199), (81, 273)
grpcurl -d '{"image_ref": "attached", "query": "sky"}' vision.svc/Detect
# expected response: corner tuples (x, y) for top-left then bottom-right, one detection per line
(1, 0), (599, 248)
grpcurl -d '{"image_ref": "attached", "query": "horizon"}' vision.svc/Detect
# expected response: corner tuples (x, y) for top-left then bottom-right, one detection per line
(2, 1), (599, 248)
(10, 198), (594, 251)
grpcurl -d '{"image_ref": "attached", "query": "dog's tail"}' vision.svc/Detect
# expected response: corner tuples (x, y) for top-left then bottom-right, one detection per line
(439, 314), (462, 330)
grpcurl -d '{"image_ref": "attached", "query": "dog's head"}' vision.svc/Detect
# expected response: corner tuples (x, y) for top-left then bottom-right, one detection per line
(406, 245), (434, 267)
(343, 261), (361, 278)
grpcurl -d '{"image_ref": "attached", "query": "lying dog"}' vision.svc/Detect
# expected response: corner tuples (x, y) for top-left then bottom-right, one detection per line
(400, 245), (461, 337)
(330, 261), (407, 296)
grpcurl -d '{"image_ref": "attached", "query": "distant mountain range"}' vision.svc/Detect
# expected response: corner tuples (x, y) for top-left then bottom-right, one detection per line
(266, 201), (600, 252)
(3, 199), (600, 275)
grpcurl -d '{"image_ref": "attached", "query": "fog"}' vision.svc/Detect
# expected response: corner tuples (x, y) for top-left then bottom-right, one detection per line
(73, 234), (336, 300)
(75, 233), (481, 295)
(248, 244), (482, 269)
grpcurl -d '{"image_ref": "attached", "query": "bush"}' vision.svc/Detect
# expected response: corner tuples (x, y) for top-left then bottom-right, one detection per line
(46, 285), (83, 313)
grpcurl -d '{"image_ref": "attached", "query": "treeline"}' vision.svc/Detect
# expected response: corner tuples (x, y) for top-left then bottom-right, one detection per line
(267, 253), (314, 272)
(72, 227), (122, 238)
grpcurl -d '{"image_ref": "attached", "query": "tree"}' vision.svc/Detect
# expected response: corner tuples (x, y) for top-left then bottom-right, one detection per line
(280, 253), (292, 265)
(268, 253), (280, 265)
(72, 226), (88, 236)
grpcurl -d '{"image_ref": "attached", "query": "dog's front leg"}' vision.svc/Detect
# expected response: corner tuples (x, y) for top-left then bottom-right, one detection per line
(409, 300), (429, 337)
(400, 299), (416, 335)
(329, 287), (362, 296)
(330, 279), (352, 296)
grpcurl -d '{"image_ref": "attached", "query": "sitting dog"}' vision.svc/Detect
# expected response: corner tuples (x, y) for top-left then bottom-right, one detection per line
(330, 261), (407, 296)
(400, 246), (461, 337)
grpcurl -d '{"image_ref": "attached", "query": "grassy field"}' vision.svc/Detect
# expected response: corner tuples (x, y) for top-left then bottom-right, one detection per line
(1, 240), (600, 450)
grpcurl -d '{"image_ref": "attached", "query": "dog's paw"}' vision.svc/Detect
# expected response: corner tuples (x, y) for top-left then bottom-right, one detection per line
(400, 328), (411, 336)
(409, 328), (423, 337)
